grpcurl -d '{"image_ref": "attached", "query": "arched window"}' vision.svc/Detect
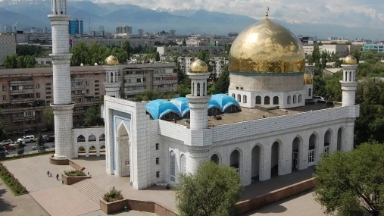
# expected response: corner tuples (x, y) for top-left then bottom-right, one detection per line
(232, 93), (235, 98)
(345, 71), (347, 81)
(237, 94), (241, 102)
(197, 83), (200, 96)
(110, 72), (114, 83)
(293, 95), (297, 103)
(287, 96), (291, 104)
(256, 96), (261, 104)
(349, 71), (352, 81)
(243, 95), (247, 103)
(298, 94), (302, 103)
(192, 82), (195, 96)
(264, 96), (270, 105)
(308, 88), (312, 97)
(203, 83), (206, 96)
(273, 96), (279, 105)
(170, 151), (176, 182)
(180, 154), (186, 174)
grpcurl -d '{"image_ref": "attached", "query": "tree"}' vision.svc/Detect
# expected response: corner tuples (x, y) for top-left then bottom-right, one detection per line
(3, 55), (17, 68)
(43, 107), (54, 130)
(37, 133), (44, 152)
(314, 142), (384, 216)
(175, 161), (243, 216)
(70, 42), (91, 66)
(155, 52), (160, 61)
(121, 40), (130, 59)
(182, 39), (186, 46)
(210, 65), (229, 94)
(16, 140), (25, 155)
(84, 106), (104, 126)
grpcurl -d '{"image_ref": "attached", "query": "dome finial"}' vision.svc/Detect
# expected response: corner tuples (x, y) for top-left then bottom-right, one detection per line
(266, 7), (269, 19)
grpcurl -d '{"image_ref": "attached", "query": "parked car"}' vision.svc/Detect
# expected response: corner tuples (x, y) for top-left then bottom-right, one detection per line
(15, 138), (27, 144)
(3, 144), (16, 151)
(24, 135), (36, 142)
(37, 135), (48, 144)
(0, 139), (13, 145)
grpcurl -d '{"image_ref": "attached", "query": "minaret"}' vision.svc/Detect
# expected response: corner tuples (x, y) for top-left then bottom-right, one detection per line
(103, 55), (121, 98)
(340, 55), (358, 107)
(186, 59), (210, 130)
(48, 0), (75, 159)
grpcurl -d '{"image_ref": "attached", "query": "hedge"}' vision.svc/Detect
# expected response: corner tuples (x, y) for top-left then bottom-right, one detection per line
(0, 163), (28, 195)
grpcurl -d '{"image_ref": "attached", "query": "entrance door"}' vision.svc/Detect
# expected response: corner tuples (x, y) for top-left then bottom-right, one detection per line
(308, 149), (315, 166)
(292, 151), (299, 169)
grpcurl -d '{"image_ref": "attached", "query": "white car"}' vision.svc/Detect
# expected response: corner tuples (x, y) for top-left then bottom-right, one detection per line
(0, 139), (13, 145)
(15, 138), (27, 144)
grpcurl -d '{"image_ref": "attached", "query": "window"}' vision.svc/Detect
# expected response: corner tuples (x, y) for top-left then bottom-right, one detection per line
(180, 154), (186, 174)
(298, 94), (302, 103)
(2, 85), (5, 91)
(170, 151), (176, 182)
(136, 78), (142, 83)
(2, 95), (5, 100)
(308, 88), (312, 97)
(156, 157), (159, 165)
(156, 143), (159, 150)
(349, 71), (352, 81)
(85, 81), (88, 86)
(273, 96), (279, 105)
(197, 83), (200, 96)
(232, 93), (235, 98)
(86, 89), (89, 94)
(287, 96), (291, 104)
(36, 93), (40, 98)
(256, 96), (261, 104)
(36, 83), (40, 89)
(264, 96), (270, 105)
(237, 94), (241, 102)
(156, 171), (160, 178)
(293, 95), (297, 103)
(243, 95), (247, 103)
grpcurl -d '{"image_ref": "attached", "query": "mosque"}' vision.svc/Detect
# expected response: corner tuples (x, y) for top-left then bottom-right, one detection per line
(49, 0), (359, 190)
(102, 19), (360, 189)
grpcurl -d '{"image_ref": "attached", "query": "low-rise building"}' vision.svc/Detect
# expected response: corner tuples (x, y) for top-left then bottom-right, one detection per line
(157, 46), (225, 56)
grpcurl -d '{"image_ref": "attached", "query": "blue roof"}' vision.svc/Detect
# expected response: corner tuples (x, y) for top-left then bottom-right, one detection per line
(146, 94), (241, 120)
(146, 99), (181, 120)
(210, 94), (241, 112)
(170, 97), (190, 117)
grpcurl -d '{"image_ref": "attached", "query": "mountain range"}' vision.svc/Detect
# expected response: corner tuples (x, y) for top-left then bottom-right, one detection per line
(0, 0), (380, 39)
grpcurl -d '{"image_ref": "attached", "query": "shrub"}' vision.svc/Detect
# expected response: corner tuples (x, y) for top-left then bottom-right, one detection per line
(103, 186), (124, 202)
(0, 163), (28, 195)
(64, 170), (86, 176)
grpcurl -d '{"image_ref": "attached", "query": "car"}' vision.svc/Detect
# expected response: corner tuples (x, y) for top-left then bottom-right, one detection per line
(3, 144), (16, 151)
(15, 138), (26, 144)
(37, 135), (48, 144)
(0, 139), (13, 145)
(24, 135), (36, 142)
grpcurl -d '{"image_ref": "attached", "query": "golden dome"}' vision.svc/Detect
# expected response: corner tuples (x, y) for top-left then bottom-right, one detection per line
(343, 55), (357, 65)
(105, 55), (119, 65)
(229, 18), (305, 73)
(304, 69), (313, 85)
(190, 59), (208, 73)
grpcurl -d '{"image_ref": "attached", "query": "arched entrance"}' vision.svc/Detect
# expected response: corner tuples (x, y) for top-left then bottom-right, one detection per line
(337, 127), (343, 151)
(251, 145), (261, 181)
(308, 133), (317, 166)
(324, 130), (331, 154)
(211, 154), (220, 164)
(271, 141), (279, 177)
(230, 150), (240, 172)
(292, 137), (301, 171)
(116, 124), (130, 177)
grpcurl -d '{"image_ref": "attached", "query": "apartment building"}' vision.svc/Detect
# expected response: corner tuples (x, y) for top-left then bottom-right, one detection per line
(0, 34), (16, 65)
(209, 57), (228, 78)
(70, 37), (159, 48)
(157, 46), (225, 56)
(120, 63), (178, 99)
(0, 66), (106, 132)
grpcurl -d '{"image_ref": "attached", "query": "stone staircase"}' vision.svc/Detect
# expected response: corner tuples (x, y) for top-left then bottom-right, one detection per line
(71, 179), (106, 203)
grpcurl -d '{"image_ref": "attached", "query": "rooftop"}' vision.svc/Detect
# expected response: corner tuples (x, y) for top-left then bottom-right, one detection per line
(174, 102), (339, 128)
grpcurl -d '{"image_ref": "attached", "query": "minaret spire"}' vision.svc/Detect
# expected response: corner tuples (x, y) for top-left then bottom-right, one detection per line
(48, 0), (75, 159)
(266, 7), (269, 19)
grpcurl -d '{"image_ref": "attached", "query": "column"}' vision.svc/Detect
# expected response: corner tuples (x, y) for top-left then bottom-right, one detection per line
(259, 145), (271, 181)
(342, 121), (355, 152)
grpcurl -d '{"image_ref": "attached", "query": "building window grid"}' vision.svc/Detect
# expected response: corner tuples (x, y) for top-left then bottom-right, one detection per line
(156, 157), (159, 165)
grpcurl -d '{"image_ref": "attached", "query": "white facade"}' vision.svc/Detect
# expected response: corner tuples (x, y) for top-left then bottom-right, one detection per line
(209, 57), (228, 78)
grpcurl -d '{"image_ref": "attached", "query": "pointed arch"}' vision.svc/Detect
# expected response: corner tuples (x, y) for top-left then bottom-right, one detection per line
(210, 153), (221, 164)
(251, 143), (263, 181)
(77, 135), (85, 142)
(88, 134), (96, 142)
(324, 129), (332, 154)
(292, 135), (303, 172)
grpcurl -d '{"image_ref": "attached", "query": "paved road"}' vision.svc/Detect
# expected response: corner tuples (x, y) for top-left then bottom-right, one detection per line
(4, 142), (55, 157)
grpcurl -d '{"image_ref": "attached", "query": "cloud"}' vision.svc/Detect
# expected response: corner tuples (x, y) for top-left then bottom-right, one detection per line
(92, 0), (384, 29)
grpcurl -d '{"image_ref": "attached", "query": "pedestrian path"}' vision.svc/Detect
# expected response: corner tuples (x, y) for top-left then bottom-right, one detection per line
(72, 179), (107, 204)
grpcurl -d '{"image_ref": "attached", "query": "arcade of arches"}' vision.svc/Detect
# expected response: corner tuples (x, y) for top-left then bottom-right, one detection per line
(206, 127), (345, 182)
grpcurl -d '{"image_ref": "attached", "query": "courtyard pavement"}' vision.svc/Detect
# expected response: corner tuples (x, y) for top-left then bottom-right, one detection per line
(2, 153), (326, 216)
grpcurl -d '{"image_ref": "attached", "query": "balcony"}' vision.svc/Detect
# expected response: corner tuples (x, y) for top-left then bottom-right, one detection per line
(10, 89), (34, 95)
(2, 105), (46, 115)
(12, 115), (35, 123)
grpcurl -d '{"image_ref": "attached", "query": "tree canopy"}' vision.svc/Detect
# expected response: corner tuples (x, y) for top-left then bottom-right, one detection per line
(3, 55), (36, 69)
(175, 161), (243, 216)
(208, 65), (229, 94)
(84, 106), (104, 126)
(314, 142), (384, 216)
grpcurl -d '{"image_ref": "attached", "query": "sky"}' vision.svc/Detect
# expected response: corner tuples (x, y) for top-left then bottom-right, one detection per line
(92, 0), (384, 29)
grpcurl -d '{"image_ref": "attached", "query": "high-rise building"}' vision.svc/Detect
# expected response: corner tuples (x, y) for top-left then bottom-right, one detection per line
(69, 18), (84, 35)
(115, 25), (132, 35)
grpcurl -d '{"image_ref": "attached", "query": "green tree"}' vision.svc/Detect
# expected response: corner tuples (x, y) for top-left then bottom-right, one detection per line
(121, 40), (130, 59)
(37, 133), (45, 152)
(84, 106), (104, 126)
(16, 45), (43, 56)
(3, 55), (17, 68)
(210, 65), (229, 94)
(314, 142), (384, 216)
(70, 42), (91, 66)
(182, 39), (186, 46)
(43, 107), (54, 130)
(16, 140), (26, 155)
(155, 52), (160, 61)
(175, 161), (243, 216)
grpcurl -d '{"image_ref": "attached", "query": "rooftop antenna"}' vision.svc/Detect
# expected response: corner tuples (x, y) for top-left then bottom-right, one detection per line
(266, 7), (269, 19)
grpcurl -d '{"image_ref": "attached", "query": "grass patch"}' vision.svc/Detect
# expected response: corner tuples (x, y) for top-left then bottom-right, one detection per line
(0, 163), (28, 195)
(103, 187), (124, 202)
(64, 170), (86, 177)
(0, 150), (54, 161)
